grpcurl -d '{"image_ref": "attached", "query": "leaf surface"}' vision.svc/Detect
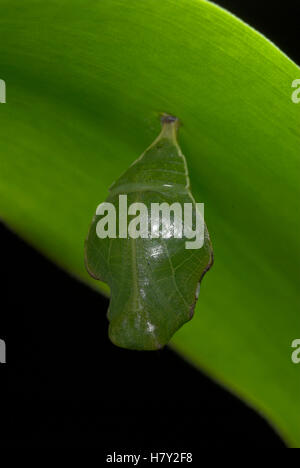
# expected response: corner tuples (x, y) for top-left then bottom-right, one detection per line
(0, 0), (299, 445)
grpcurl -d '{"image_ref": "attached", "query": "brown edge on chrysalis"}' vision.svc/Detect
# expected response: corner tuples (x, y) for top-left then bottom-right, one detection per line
(189, 251), (214, 319)
(84, 213), (104, 281)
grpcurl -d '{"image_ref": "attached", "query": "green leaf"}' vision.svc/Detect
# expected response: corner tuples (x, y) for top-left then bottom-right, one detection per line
(85, 116), (213, 350)
(0, 0), (299, 445)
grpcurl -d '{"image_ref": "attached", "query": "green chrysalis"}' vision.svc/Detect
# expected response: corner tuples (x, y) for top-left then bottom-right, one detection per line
(85, 115), (213, 350)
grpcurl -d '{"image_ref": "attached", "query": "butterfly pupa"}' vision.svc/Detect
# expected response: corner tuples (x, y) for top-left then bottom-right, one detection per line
(85, 115), (213, 350)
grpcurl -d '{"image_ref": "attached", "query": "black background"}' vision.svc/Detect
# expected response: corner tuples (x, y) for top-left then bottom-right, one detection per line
(0, 0), (298, 452)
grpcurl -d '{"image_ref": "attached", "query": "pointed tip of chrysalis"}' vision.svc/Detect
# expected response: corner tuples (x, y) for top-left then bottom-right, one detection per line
(159, 113), (180, 141)
(160, 113), (178, 124)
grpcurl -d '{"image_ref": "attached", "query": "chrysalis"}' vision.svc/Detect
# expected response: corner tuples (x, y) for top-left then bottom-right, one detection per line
(85, 115), (213, 350)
